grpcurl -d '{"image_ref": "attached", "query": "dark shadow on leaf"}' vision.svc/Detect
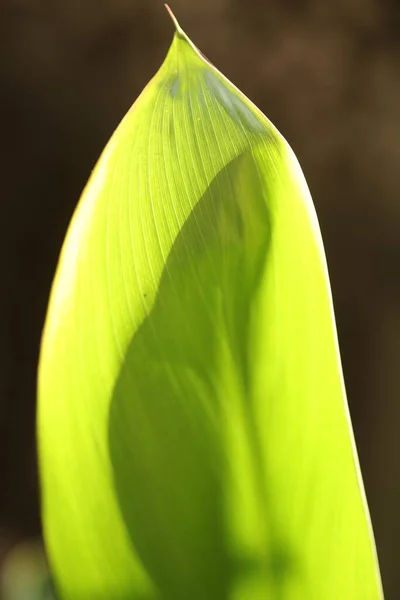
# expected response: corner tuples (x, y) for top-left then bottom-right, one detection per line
(108, 148), (293, 599)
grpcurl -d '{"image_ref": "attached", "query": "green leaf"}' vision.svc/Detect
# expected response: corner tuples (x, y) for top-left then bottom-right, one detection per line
(37, 9), (383, 600)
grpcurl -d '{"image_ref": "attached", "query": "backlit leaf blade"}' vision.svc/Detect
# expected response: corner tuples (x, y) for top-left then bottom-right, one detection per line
(37, 12), (383, 600)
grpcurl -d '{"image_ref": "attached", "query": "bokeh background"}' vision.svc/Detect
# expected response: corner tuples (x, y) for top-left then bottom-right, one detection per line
(0, 0), (399, 597)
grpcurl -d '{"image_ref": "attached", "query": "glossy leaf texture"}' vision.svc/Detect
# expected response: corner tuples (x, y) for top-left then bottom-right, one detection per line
(37, 13), (383, 600)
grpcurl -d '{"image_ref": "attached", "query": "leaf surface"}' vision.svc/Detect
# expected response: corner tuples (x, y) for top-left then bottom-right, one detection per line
(38, 11), (383, 600)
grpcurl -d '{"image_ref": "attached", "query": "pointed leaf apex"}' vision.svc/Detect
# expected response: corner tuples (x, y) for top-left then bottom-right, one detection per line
(164, 4), (184, 37)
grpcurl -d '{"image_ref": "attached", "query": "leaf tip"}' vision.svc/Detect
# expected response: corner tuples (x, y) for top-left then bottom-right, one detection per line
(164, 4), (184, 36)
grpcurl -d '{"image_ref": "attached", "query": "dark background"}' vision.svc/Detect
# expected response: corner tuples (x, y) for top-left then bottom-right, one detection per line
(0, 0), (399, 597)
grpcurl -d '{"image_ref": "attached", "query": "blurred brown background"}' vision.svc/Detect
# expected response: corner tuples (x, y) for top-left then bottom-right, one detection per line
(0, 0), (399, 597)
